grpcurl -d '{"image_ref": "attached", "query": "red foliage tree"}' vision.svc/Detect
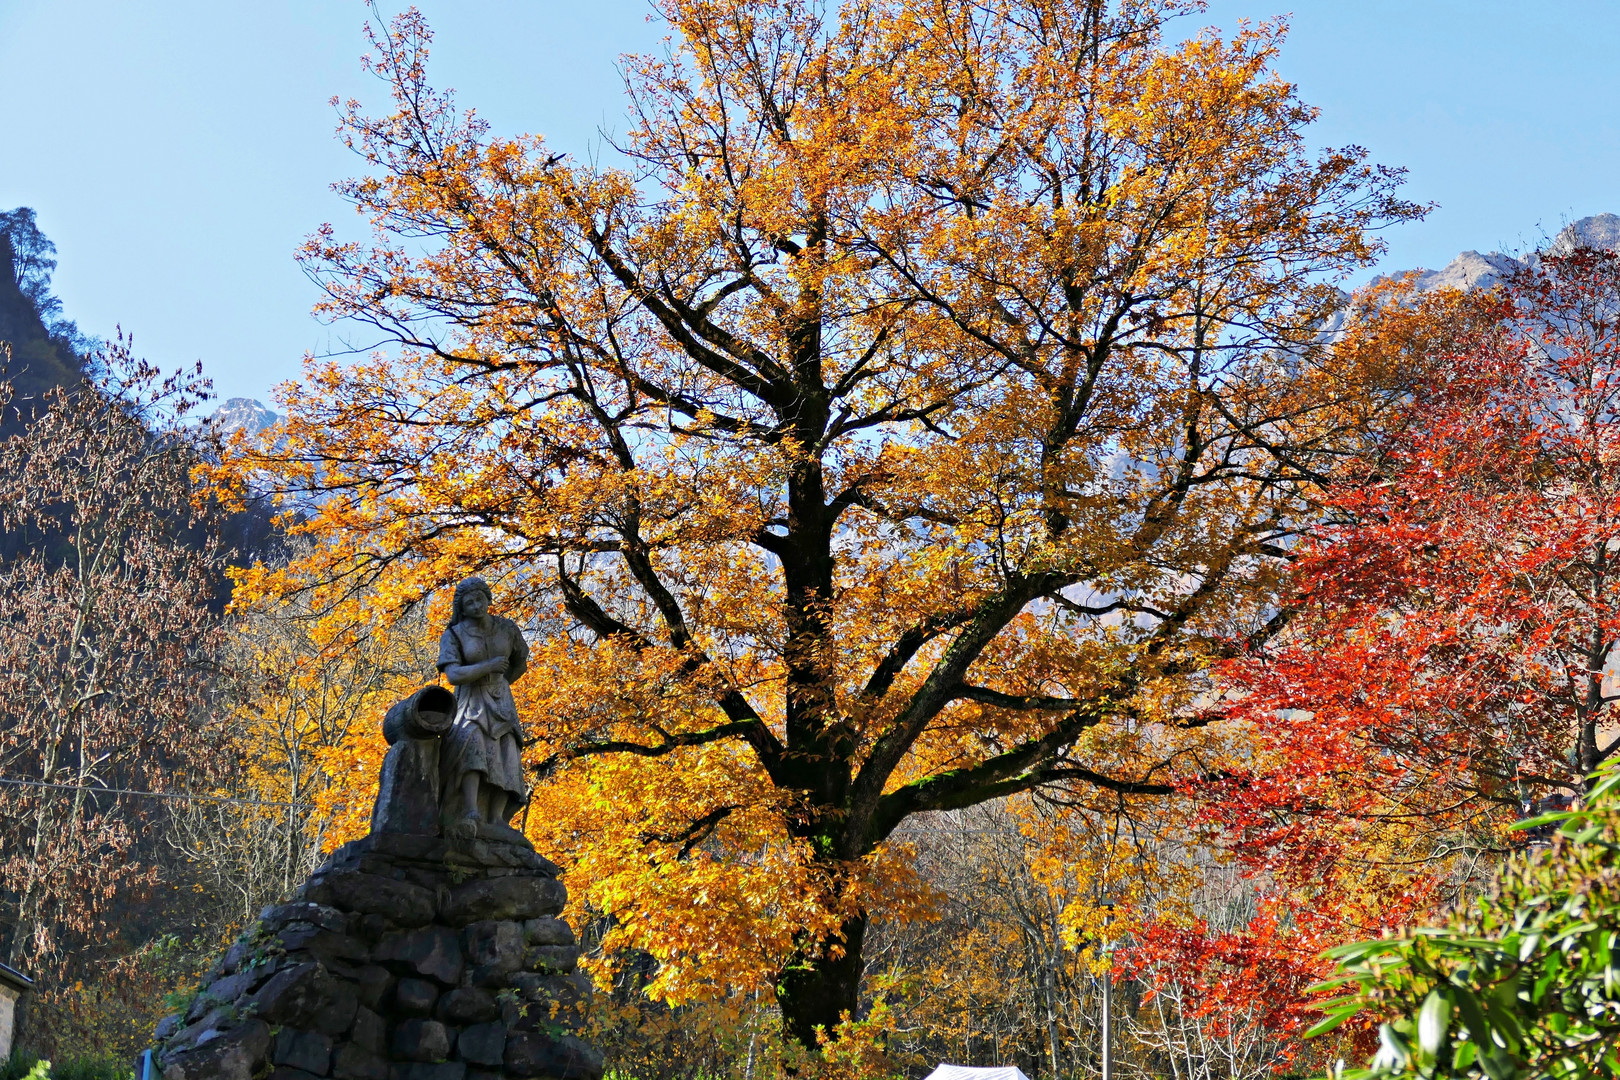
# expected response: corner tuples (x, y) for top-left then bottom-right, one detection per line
(1120, 900), (1334, 1077)
(1188, 245), (1620, 1044)
(1116, 246), (1620, 1067)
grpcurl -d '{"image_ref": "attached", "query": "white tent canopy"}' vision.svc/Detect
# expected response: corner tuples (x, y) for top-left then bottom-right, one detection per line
(923, 1066), (1031, 1080)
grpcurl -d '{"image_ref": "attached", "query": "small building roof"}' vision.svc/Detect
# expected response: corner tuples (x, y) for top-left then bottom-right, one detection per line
(0, 962), (32, 995)
(923, 1066), (1030, 1080)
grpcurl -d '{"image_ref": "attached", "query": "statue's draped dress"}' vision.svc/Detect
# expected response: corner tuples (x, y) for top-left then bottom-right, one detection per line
(437, 616), (530, 815)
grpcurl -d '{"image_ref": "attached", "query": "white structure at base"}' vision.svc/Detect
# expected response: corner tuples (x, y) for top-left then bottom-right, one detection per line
(923, 1066), (1031, 1080)
(0, 962), (32, 1061)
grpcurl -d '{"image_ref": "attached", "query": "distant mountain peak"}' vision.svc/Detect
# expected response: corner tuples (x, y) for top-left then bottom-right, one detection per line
(1552, 212), (1620, 254)
(208, 397), (278, 436)
(1403, 214), (1620, 295)
(1410, 249), (1523, 293)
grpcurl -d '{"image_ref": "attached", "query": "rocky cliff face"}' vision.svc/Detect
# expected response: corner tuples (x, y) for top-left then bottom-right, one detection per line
(149, 818), (602, 1080)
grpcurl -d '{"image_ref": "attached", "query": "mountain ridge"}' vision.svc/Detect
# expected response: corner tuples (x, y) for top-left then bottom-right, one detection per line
(1403, 212), (1620, 293)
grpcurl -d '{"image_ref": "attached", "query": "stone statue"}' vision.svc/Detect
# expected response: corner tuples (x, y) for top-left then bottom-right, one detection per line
(438, 576), (530, 836)
(151, 594), (605, 1080)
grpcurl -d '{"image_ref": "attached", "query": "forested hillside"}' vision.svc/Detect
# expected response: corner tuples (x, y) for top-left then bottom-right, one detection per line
(0, 211), (292, 1069)
(0, 208), (86, 417)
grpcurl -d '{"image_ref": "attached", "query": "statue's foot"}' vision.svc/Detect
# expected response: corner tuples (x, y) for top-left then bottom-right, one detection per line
(447, 811), (481, 842)
(474, 818), (533, 848)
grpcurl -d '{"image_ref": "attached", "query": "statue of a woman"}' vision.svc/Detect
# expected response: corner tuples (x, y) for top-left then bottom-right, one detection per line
(438, 577), (530, 833)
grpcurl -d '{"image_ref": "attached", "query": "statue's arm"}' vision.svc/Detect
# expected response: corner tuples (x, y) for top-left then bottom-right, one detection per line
(441, 659), (505, 685)
(437, 626), (505, 685)
(505, 622), (530, 685)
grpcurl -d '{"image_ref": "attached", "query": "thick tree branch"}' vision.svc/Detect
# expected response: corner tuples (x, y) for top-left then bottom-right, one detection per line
(866, 696), (1143, 844)
(857, 608), (976, 706)
(952, 685), (1088, 711)
(849, 571), (1074, 825)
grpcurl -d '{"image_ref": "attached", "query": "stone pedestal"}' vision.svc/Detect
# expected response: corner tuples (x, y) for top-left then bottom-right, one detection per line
(149, 833), (602, 1080)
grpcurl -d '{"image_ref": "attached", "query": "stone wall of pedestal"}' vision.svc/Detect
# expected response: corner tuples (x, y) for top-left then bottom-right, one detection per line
(148, 830), (603, 1080)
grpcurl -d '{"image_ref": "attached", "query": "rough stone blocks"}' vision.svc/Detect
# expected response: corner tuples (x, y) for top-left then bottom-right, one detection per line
(151, 832), (600, 1080)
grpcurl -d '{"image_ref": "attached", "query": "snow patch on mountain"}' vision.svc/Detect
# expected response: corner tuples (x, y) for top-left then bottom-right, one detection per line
(207, 396), (278, 436)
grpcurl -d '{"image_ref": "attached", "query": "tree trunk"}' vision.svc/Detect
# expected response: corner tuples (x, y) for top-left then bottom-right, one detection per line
(776, 911), (868, 1053)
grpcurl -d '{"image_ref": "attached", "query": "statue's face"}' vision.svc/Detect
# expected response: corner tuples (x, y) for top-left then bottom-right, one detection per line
(462, 589), (491, 620)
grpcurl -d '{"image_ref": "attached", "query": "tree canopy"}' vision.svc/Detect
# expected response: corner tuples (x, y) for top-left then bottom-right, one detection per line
(1211, 248), (1620, 939)
(229, 0), (1423, 1048)
(0, 208), (86, 417)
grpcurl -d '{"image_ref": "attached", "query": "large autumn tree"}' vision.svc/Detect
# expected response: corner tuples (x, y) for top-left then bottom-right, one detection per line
(234, 0), (1422, 1048)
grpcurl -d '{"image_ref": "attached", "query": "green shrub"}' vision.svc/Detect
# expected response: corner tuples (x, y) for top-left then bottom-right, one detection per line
(0, 1052), (43, 1080)
(50, 1058), (134, 1080)
(1312, 764), (1620, 1079)
(0, 1052), (133, 1080)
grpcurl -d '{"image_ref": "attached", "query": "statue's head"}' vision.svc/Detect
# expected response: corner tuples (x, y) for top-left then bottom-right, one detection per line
(450, 576), (494, 627)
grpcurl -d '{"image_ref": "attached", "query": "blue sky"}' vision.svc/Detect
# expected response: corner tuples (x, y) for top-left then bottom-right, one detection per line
(1, 1), (1617, 403)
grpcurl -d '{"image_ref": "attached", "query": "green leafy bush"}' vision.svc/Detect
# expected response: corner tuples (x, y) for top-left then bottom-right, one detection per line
(0, 1052), (43, 1080)
(0, 1052), (133, 1080)
(1312, 766), (1620, 1079)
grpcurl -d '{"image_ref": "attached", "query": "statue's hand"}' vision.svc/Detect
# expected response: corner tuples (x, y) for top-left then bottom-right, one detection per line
(484, 656), (510, 677)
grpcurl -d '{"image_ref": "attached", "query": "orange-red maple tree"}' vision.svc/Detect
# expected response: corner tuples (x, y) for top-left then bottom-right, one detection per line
(1206, 246), (1620, 1017)
(1118, 899), (1333, 1076)
(229, 0), (1422, 1048)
